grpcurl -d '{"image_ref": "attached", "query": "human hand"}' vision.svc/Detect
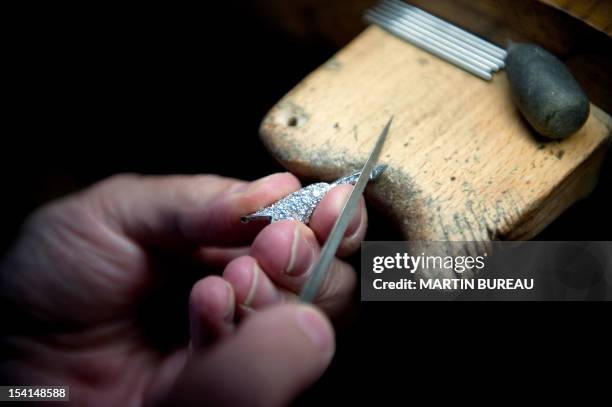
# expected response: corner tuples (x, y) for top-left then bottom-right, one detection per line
(0, 172), (367, 406)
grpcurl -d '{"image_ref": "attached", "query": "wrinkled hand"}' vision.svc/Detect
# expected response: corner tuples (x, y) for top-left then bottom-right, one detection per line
(0, 172), (367, 406)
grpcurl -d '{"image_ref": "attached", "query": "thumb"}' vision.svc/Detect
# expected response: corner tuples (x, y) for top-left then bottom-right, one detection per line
(76, 172), (301, 249)
(162, 304), (335, 407)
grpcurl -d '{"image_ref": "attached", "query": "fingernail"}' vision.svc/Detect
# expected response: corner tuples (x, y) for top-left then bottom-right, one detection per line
(345, 202), (363, 239)
(285, 225), (315, 276)
(223, 280), (235, 322)
(296, 307), (334, 355)
(243, 263), (260, 307)
(239, 304), (255, 317)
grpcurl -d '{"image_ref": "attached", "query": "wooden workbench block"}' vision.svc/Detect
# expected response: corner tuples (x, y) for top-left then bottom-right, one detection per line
(260, 27), (611, 254)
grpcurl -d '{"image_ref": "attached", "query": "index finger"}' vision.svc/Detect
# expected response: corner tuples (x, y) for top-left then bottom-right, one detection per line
(82, 172), (301, 250)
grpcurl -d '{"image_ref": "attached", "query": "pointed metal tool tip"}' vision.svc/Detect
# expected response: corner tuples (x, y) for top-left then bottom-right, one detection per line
(300, 116), (393, 303)
(370, 164), (388, 180)
(379, 116), (393, 138)
(242, 215), (273, 224)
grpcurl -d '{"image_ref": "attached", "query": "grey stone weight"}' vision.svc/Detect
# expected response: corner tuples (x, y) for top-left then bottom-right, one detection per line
(505, 42), (590, 140)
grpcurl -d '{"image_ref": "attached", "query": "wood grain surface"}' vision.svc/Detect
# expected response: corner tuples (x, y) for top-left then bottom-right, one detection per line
(260, 26), (611, 263)
(254, 0), (612, 113)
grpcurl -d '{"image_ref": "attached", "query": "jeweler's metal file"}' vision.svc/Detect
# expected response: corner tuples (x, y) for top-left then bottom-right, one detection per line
(300, 117), (393, 303)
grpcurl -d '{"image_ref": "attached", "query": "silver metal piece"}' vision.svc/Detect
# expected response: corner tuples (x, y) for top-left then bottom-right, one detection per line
(300, 117), (393, 303)
(368, 7), (494, 73)
(380, 0), (505, 70)
(401, 2), (506, 59)
(365, 11), (492, 80)
(241, 164), (388, 225)
(364, 1), (507, 81)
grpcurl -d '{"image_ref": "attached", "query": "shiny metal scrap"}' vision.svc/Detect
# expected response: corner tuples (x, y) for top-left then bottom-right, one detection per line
(241, 164), (387, 225)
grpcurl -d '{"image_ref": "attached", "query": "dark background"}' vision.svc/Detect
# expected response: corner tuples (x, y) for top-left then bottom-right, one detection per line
(4, 2), (610, 253)
(3, 2), (610, 403)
